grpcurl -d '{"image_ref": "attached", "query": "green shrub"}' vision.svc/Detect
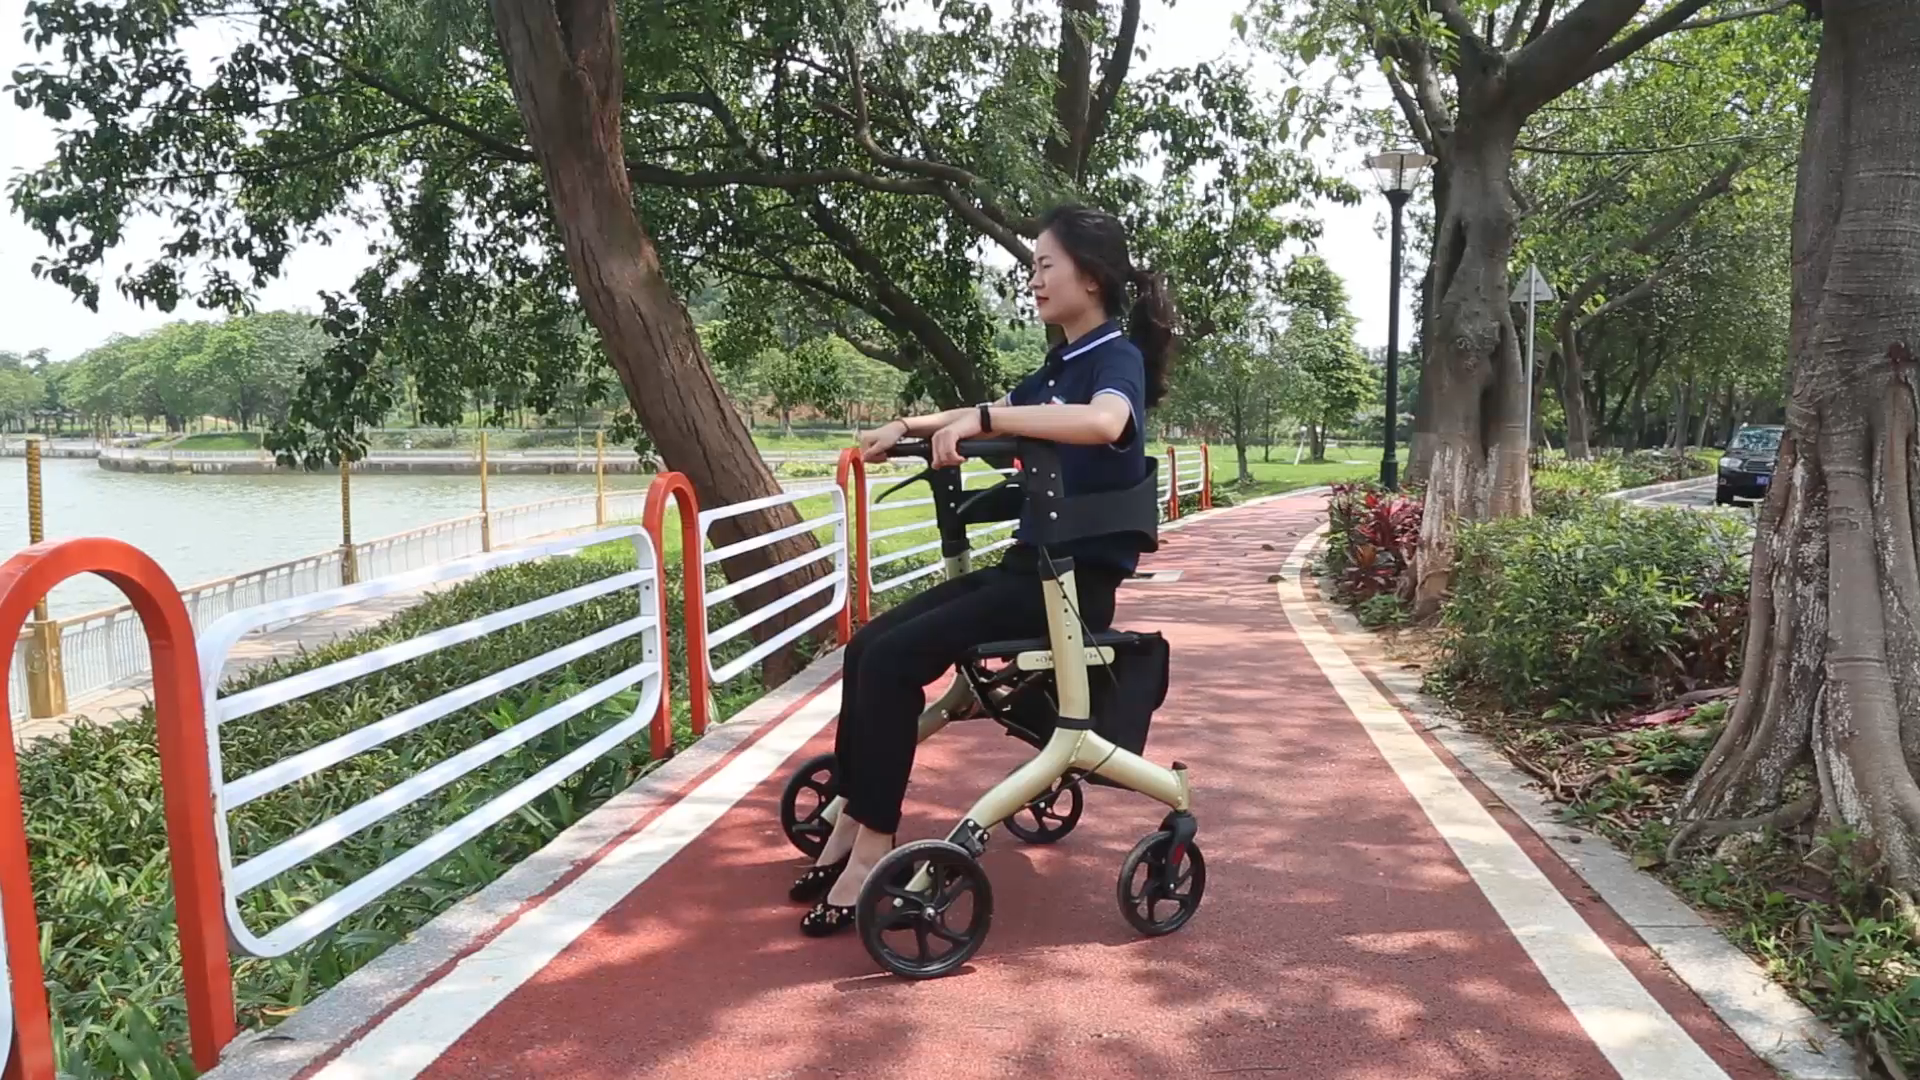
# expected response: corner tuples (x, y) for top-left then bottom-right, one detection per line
(1439, 499), (1750, 717)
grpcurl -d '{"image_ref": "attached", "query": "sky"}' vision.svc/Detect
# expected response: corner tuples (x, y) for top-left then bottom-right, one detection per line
(0, 0), (1414, 364)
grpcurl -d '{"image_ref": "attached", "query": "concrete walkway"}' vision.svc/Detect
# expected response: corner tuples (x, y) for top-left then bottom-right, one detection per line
(196, 492), (1843, 1080)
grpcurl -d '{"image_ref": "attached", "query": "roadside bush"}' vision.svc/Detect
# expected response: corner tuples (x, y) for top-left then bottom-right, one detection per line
(1439, 498), (1749, 717)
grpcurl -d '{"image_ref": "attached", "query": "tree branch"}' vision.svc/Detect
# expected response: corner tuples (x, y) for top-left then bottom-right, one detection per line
(1382, 67), (1436, 152)
(136, 120), (431, 183)
(938, 186), (1034, 265)
(1577, 260), (1675, 328)
(1509, 0), (1717, 111)
(1580, 0), (1730, 81)
(1517, 132), (1791, 157)
(1431, 0), (1490, 59)
(1502, 0), (1539, 51)
(1081, 0), (1141, 176)
(1527, 0), (1560, 44)
(1673, 1), (1795, 32)
(1045, 0), (1099, 177)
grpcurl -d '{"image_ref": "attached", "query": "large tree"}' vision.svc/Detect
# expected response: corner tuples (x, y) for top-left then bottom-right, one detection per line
(1672, 0), (1920, 898)
(1266, 0), (1801, 610)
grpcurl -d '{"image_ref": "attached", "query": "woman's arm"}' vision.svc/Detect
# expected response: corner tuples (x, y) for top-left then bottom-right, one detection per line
(983, 399), (1131, 445)
(927, 396), (1132, 466)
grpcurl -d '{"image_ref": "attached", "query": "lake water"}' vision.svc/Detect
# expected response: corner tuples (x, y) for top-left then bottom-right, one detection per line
(0, 458), (653, 615)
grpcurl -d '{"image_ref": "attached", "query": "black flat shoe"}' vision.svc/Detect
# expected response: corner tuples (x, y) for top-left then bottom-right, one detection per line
(789, 857), (847, 904)
(801, 900), (857, 938)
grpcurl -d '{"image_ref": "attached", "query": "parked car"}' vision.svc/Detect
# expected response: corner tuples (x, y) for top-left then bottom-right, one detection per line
(1717, 424), (1784, 504)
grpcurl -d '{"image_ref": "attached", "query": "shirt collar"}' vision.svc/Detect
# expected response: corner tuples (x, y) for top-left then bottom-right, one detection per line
(1047, 320), (1123, 365)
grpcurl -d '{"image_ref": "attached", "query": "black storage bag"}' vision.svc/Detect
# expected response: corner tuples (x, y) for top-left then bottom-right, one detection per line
(995, 632), (1170, 765)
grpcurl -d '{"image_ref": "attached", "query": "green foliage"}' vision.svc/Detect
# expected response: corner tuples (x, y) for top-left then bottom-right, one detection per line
(1440, 498), (1750, 717)
(1275, 256), (1374, 447)
(10, 0), (1340, 448)
(1531, 451), (1714, 516)
(1355, 593), (1408, 628)
(0, 350), (51, 430)
(47, 313), (332, 434)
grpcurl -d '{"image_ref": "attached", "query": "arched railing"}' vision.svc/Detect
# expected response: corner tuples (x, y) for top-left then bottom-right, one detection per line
(0, 538), (234, 1077)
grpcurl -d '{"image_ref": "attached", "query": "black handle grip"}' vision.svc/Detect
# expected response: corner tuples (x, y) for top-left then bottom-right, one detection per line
(883, 437), (1022, 461)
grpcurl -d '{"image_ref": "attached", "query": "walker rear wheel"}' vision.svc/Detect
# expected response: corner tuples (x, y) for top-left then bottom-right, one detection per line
(858, 840), (993, 979)
(779, 753), (839, 858)
(1003, 775), (1084, 845)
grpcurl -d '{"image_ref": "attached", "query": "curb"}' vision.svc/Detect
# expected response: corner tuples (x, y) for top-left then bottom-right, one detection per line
(1607, 476), (1716, 503)
(1291, 533), (1854, 1080)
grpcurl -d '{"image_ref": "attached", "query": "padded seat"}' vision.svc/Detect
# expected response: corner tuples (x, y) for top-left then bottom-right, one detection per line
(965, 628), (1146, 663)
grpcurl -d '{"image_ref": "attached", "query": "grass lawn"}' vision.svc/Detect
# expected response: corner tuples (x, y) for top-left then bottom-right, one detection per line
(172, 432), (265, 451)
(1207, 445), (1385, 497)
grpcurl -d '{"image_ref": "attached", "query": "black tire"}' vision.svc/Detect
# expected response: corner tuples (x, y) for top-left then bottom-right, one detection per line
(1714, 486), (1732, 506)
(857, 840), (993, 979)
(779, 753), (839, 858)
(1116, 831), (1207, 937)
(1002, 776), (1084, 845)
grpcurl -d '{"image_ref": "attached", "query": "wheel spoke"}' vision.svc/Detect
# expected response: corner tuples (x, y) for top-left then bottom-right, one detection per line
(883, 881), (930, 906)
(930, 921), (970, 945)
(913, 923), (934, 962)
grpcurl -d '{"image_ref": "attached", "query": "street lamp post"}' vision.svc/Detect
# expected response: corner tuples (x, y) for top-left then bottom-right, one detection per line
(1366, 149), (1434, 490)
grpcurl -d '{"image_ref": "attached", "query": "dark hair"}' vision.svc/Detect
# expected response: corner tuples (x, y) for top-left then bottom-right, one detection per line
(1037, 203), (1177, 407)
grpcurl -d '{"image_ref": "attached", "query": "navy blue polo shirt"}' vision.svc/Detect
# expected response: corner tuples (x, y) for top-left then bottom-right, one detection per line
(1001, 319), (1151, 574)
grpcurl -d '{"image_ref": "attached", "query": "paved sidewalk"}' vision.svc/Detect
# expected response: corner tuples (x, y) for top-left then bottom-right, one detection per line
(209, 494), (1790, 1080)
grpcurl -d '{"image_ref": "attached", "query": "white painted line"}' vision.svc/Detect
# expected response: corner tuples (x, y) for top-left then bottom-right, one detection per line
(310, 690), (843, 1079)
(1275, 526), (1729, 1080)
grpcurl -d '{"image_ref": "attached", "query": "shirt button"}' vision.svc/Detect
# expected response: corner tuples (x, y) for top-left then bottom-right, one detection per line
(1048, 380), (1056, 387)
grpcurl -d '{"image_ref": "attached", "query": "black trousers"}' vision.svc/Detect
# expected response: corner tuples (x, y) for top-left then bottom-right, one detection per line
(834, 560), (1124, 835)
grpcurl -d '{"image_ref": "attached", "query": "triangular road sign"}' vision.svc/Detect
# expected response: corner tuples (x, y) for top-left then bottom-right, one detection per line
(1511, 264), (1556, 304)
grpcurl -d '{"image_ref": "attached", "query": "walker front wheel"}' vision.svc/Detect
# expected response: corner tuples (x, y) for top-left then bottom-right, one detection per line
(858, 840), (993, 979)
(779, 753), (839, 858)
(1117, 830), (1206, 937)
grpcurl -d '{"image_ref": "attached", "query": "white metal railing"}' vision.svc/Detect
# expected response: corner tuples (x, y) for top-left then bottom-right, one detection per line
(8, 490), (667, 719)
(1175, 458), (1206, 498)
(866, 466), (1017, 597)
(196, 526), (662, 958)
(355, 517), (484, 581)
(698, 487), (847, 686)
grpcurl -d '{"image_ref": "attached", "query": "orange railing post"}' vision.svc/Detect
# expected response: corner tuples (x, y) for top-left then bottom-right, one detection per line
(835, 448), (869, 637)
(1166, 445), (1180, 520)
(1201, 443), (1213, 509)
(643, 473), (707, 760)
(0, 538), (235, 1078)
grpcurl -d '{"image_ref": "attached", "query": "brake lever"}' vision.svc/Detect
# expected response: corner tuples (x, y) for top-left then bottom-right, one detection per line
(877, 467), (934, 503)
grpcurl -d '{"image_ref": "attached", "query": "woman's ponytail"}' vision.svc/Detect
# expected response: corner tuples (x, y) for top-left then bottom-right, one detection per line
(1128, 267), (1177, 408)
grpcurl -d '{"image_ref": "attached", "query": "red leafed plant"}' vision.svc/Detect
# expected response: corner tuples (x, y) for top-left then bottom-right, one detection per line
(1336, 489), (1423, 602)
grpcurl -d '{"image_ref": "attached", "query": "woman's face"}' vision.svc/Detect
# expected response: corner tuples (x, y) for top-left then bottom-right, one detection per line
(1029, 228), (1102, 327)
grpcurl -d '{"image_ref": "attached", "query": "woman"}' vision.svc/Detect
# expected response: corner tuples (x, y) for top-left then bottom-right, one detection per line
(793, 203), (1177, 936)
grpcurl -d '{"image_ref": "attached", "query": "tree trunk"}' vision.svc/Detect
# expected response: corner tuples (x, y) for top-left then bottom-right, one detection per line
(1309, 421), (1326, 463)
(1675, 0), (1920, 889)
(1413, 119), (1532, 613)
(1558, 321), (1595, 460)
(1408, 171), (1447, 486)
(490, 0), (826, 686)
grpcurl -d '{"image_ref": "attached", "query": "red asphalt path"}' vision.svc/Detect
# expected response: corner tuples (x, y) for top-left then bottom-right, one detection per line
(327, 495), (1776, 1080)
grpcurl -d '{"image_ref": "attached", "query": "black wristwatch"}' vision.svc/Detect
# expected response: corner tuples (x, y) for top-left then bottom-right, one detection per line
(978, 403), (993, 432)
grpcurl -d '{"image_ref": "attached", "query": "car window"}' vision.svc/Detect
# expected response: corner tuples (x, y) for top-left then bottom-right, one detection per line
(1730, 428), (1782, 453)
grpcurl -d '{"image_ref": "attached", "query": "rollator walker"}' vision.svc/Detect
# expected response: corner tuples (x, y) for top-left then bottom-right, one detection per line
(780, 435), (1205, 978)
